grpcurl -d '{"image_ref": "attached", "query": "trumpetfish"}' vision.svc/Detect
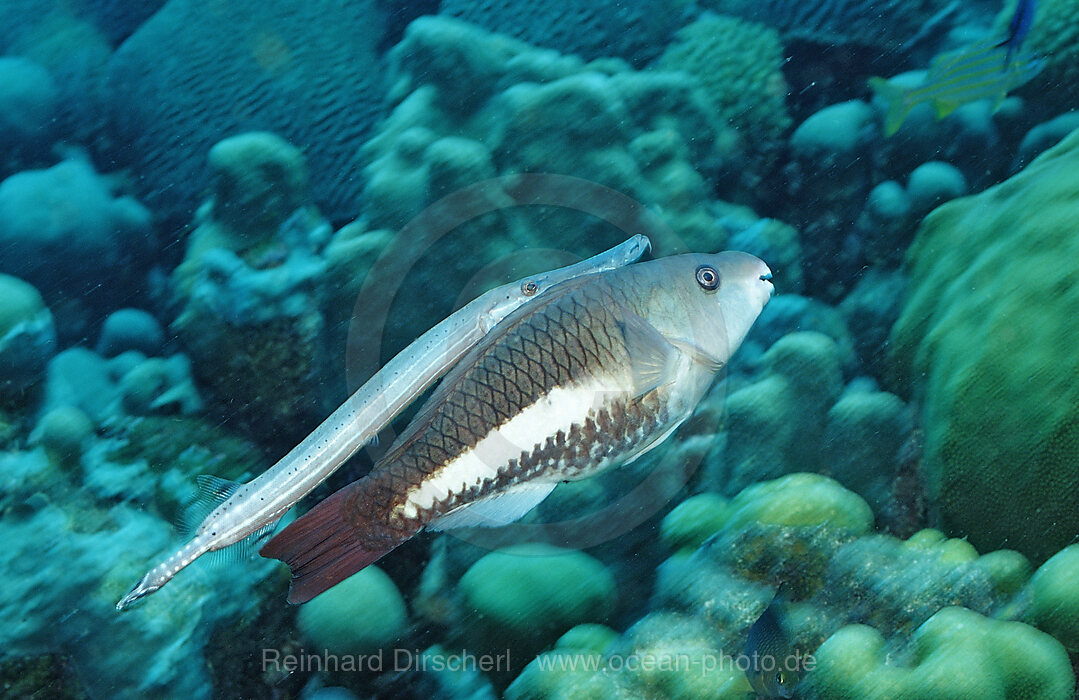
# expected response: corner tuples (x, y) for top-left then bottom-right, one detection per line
(116, 236), (650, 611)
(261, 251), (774, 603)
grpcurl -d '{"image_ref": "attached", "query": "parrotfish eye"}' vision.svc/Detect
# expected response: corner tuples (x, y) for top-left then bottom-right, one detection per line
(521, 280), (539, 296)
(695, 265), (720, 291)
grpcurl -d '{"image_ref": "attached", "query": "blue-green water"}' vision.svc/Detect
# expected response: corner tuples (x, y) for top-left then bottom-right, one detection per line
(1, 1), (1077, 698)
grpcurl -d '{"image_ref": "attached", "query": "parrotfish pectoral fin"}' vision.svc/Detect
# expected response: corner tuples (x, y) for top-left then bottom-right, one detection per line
(615, 308), (681, 398)
(259, 485), (404, 604)
(427, 481), (558, 530)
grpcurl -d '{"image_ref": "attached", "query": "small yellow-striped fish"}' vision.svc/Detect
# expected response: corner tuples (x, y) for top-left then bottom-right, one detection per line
(870, 40), (1042, 136)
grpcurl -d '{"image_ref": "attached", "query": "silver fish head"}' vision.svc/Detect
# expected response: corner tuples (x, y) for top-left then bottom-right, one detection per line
(621, 251), (773, 369)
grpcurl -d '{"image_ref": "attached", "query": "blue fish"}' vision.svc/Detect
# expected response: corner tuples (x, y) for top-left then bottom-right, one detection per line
(997, 0), (1036, 67)
(744, 592), (801, 698)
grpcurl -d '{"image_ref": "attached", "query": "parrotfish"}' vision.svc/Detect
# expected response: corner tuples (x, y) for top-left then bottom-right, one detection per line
(869, 39), (1042, 137)
(116, 236), (650, 611)
(261, 252), (774, 603)
(745, 593), (801, 698)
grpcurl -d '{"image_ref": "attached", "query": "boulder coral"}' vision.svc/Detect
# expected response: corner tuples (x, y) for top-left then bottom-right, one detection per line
(205, 132), (310, 249)
(104, 0), (386, 222)
(658, 15), (791, 167)
(297, 566), (408, 656)
(721, 332), (845, 491)
(171, 134), (337, 441)
(0, 159), (151, 305)
(440, 0), (683, 66)
(504, 474), (1070, 699)
(891, 127), (1079, 562)
(1024, 544), (1079, 651)
(1016, 0), (1079, 108)
(457, 544), (616, 662)
(704, 0), (956, 54)
(0, 57), (60, 161)
(0, 274), (56, 396)
(805, 607), (1073, 700)
(369, 16), (737, 255)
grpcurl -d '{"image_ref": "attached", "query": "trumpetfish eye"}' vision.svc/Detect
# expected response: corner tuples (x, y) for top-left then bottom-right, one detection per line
(695, 265), (720, 290)
(521, 280), (539, 296)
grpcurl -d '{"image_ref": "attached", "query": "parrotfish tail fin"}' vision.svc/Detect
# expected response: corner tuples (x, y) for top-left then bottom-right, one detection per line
(868, 77), (911, 137)
(259, 485), (400, 604)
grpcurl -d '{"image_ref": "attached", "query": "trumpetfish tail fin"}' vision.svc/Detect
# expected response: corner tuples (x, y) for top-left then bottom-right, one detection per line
(258, 485), (403, 604)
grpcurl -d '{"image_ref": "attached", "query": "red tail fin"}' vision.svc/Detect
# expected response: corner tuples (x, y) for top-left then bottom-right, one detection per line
(259, 485), (402, 604)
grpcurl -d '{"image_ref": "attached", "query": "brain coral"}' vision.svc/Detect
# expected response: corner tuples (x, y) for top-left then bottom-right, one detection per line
(657, 15), (791, 161)
(891, 127), (1079, 562)
(103, 0), (385, 223)
(439, 0), (684, 65)
(704, 0), (955, 52)
(1017, 0), (1079, 107)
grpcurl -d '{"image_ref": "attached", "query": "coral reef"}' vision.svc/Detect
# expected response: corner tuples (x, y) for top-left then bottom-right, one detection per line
(170, 133), (339, 441)
(0, 0), (112, 145)
(42, 348), (202, 427)
(29, 405), (94, 471)
(805, 607), (1073, 700)
(8, 3), (1079, 697)
(0, 448), (276, 700)
(0, 274), (57, 397)
(95, 308), (165, 359)
(1023, 544), (1079, 651)
(704, 0), (956, 53)
(719, 332), (845, 490)
(204, 131), (311, 251)
(371, 15), (737, 253)
(1019, 0), (1079, 109)
(457, 544), (616, 663)
(297, 566), (408, 655)
(0, 57), (60, 166)
(71, 0), (166, 45)
(439, 0), (684, 65)
(103, 0), (387, 222)
(657, 14), (791, 174)
(0, 159), (152, 314)
(495, 473), (1075, 700)
(891, 127), (1079, 562)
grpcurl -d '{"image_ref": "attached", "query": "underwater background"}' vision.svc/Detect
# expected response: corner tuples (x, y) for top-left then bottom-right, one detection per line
(2, 0), (1079, 698)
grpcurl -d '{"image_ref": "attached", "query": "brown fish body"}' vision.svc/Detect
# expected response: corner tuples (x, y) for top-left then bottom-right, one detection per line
(348, 274), (689, 540)
(262, 252), (773, 602)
